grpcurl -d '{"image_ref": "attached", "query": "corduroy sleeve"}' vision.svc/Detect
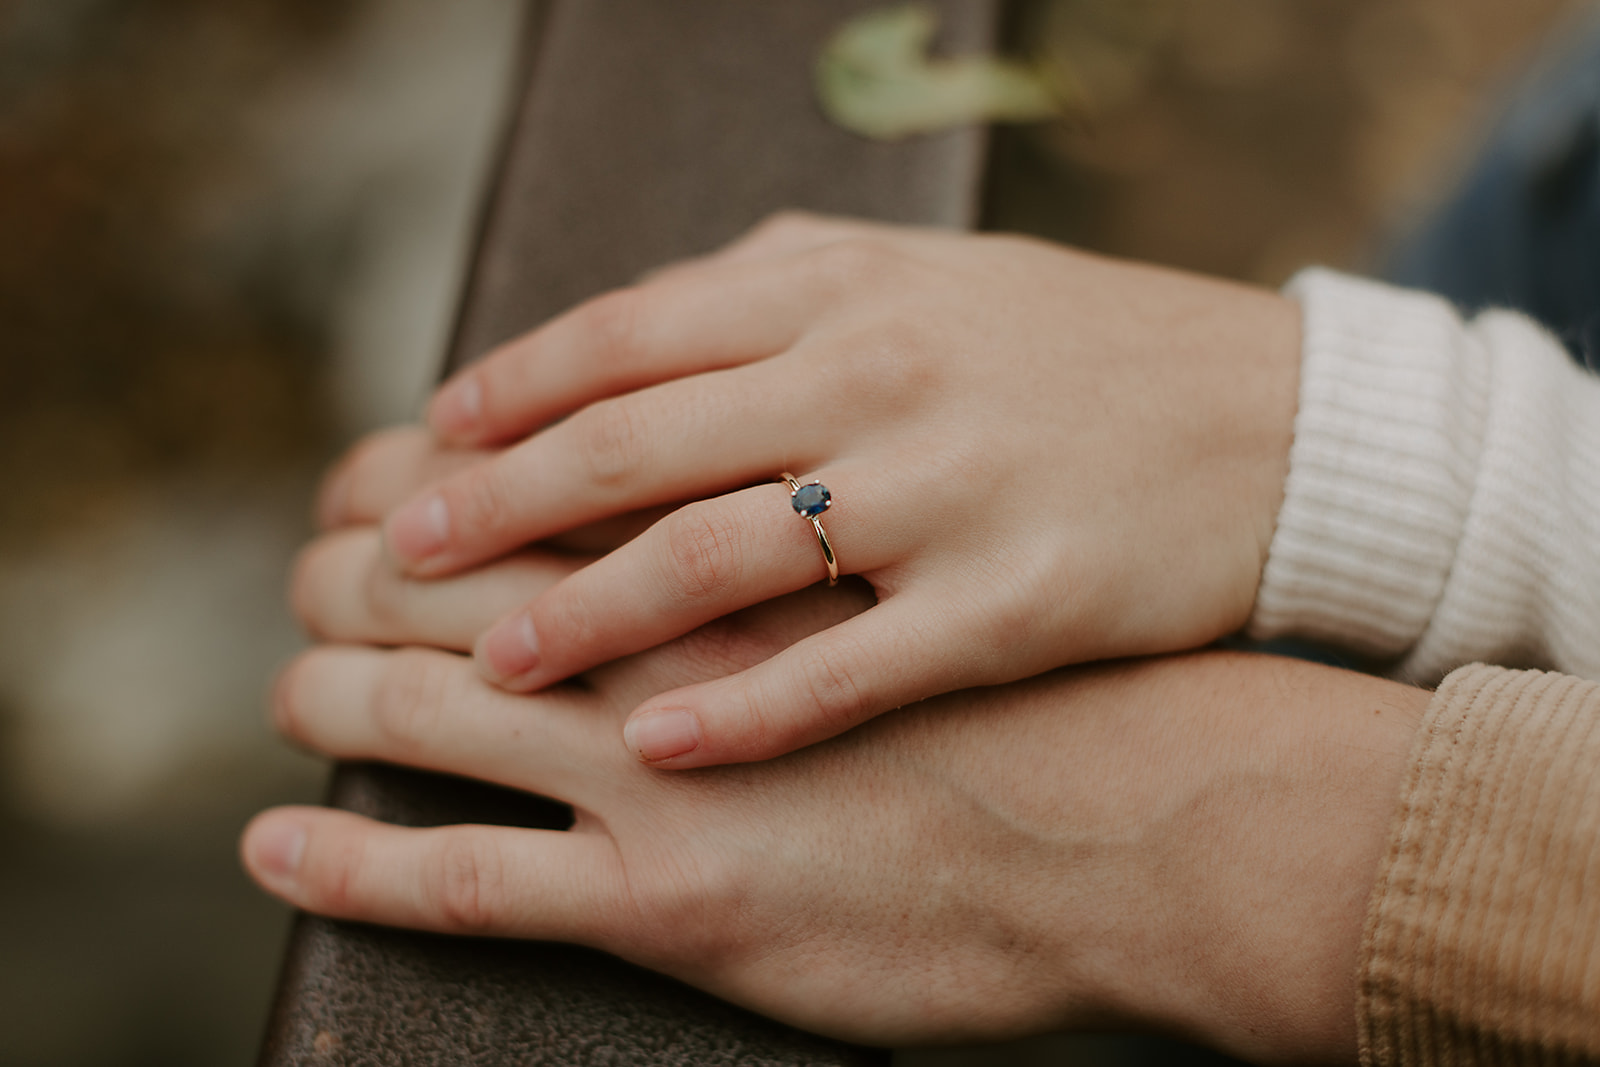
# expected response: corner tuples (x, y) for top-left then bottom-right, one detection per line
(1359, 664), (1600, 1065)
(1248, 270), (1600, 684)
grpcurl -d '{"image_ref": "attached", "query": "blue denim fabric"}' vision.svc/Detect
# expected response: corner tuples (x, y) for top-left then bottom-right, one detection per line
(1385, 11), (1600, 369)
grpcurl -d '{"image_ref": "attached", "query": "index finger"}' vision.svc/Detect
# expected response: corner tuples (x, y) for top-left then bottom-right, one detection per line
(427, 252), (819, 448)
(241, 808), (625, 943)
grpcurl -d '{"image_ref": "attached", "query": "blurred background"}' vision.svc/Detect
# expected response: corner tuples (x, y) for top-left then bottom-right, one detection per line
(0, 0), (1584, 1064)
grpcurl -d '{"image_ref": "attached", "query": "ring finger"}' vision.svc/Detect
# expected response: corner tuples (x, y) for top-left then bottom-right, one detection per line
(474, 464), (916, 693)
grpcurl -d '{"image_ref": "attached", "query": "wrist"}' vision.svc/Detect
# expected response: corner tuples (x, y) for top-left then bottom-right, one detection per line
(1082, 654), (1426, 1063)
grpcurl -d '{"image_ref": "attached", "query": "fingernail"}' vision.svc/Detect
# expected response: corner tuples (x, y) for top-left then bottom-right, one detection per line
(623, 709), (702, 763)
(479, 613), (540, 683)
(252, 818), (307, 880)
(432, 376), (482, 436)
(386, 494), (450, 563)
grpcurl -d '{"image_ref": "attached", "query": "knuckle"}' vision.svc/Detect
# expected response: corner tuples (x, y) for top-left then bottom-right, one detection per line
(305, 832), (365, 916)
(926, 434), (1000, 484)
(833, 318), (941, 403)
(795, 644), (868, 733)
(937, 554), (1052, 687)
(662, 505), (746, 604)
(577, 287), (647, 363)
(370, 650), (450, 753)
(803, 236), (903, 294)
(428, 831), (509, 934)
(533, 581), (602, 661)
(453, 462), (519, 538)
(972, 561), (1059, 677)
(572, 398), (649, 489)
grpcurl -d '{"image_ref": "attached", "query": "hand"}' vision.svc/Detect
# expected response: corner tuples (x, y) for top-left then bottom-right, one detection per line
(378, 212), (1302, 767)
(313, 423), (669, 557)
(258, 518), (1425, 1061)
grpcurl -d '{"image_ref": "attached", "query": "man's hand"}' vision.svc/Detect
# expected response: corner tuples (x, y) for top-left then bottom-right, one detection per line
(254, 517), (1425, 1062)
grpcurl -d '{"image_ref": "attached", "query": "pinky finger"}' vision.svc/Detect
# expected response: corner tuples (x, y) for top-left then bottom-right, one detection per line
(240, 807), (624, 942)
(621, 594), (976, 768)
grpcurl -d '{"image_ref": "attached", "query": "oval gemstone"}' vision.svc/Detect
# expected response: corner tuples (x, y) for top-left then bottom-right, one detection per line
(792, 482), (832, 519)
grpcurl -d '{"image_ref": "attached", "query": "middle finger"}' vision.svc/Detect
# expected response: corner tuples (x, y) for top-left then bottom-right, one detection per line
(274, 645), (616, 808)
(291, 528), (591, 650)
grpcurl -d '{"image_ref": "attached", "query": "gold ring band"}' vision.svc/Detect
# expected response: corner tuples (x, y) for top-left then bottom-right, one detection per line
(779, 472), (838, 587)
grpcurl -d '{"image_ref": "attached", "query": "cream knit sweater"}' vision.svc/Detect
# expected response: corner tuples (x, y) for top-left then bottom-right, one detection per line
(1253, 271), (1600, 1063)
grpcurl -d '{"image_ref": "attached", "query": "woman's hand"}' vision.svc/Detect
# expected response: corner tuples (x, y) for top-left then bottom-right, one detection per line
(257, 519), (1425, 1062)
(313, 423), (672, 556)
(372, 213), (1303, 768)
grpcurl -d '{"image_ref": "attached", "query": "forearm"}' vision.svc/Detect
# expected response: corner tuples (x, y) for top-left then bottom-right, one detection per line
(1139, 655), (1600, 1066)
(1031, 653), (1427, 1064)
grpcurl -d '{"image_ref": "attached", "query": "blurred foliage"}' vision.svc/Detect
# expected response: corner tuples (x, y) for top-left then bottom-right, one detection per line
(817, 4), (1060, 140)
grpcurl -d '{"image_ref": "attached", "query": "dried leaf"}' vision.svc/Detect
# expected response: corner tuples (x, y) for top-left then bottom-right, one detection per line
(817, 4), (1061, 141)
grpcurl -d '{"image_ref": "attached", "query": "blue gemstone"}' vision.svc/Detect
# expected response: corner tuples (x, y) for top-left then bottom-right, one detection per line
(792, 482), (831, 518)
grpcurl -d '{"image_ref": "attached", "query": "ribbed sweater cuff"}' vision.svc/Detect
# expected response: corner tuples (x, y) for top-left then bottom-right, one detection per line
(1359, 665), (1600, 1065)
(1248, 269), (1491, 659)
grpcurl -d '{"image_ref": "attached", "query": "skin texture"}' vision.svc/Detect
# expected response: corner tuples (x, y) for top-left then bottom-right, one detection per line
(370, 213), (1304, 768)
(258, 472), (1429, 1061)
(263, 222), (1423, 1058)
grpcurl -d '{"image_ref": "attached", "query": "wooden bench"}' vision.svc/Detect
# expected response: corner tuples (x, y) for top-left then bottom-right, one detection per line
(257, 2), (1002, 1062)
